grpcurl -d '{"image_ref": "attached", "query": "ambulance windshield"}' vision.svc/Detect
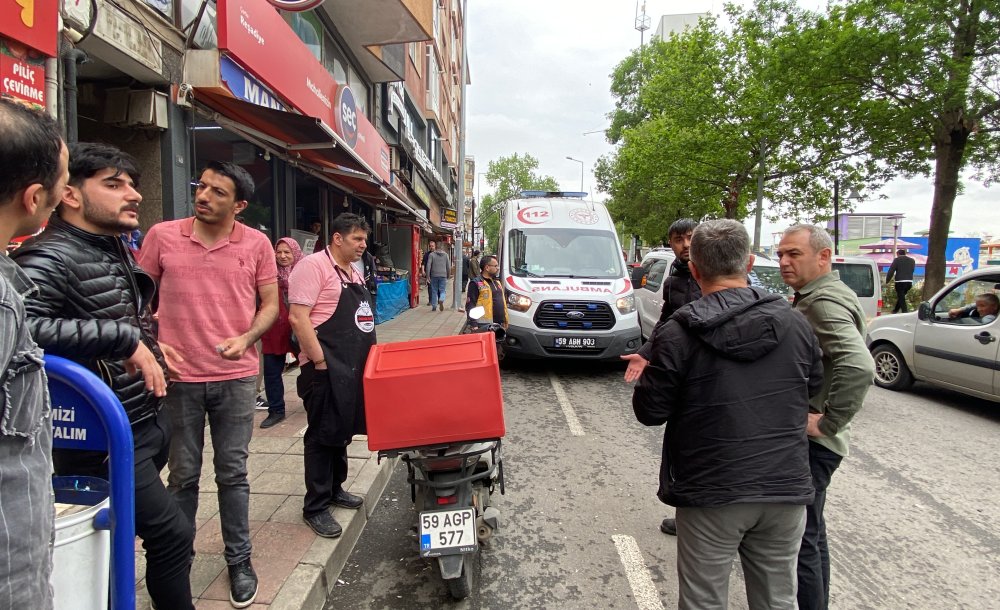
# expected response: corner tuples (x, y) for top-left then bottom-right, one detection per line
(507, 228), (624, 279)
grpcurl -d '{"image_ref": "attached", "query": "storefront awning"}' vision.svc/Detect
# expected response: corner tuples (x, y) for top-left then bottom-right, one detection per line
(194, 89), (384, 183)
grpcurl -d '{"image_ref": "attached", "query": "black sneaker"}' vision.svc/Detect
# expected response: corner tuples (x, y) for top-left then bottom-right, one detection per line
(660, 517), (677, 536)
(254, 395), (268, 410)
(227, 558), (258, 608)
(332, 489), (364, 509)
(304, 511), (343, 538)
(260, 413), (285, 429)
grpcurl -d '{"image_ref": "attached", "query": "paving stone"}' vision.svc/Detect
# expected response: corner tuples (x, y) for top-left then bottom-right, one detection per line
(248, 492), (286, 522)
(252, 471), (308, 495)
(249, 436), (298, 454)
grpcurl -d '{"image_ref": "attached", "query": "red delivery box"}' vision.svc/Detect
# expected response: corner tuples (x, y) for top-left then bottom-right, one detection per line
(364, 333), (505, 451)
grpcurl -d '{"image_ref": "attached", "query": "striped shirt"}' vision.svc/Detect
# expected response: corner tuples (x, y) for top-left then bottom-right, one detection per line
(0, 254), (54, 609)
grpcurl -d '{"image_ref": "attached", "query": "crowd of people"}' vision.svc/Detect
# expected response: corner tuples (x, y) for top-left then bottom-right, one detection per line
(0, 96), (892, 610)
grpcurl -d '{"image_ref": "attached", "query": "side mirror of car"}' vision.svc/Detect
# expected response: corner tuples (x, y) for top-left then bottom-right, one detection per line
(917, 301), (931, 321)
(631, 266), (646, 286)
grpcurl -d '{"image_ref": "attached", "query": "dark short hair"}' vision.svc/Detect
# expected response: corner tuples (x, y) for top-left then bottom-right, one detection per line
(668, 218), (698, 239)
(897, 249), (907, 256)
(68, 142), (141, 188)
(977, 293), (999, 309)
(482, 254), (498, 267)
(472, 249), (481, 256)
(202, 160), (254, 202)
(330, 212), (370, 237)
(0, 98), (64, 205)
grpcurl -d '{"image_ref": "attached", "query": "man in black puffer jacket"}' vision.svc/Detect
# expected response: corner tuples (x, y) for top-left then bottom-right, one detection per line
(13, 143), (195, 610)
(633, 219), (823, 610)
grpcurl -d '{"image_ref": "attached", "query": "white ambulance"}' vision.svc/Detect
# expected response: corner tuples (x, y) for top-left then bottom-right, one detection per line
(497, 191), (642, 360)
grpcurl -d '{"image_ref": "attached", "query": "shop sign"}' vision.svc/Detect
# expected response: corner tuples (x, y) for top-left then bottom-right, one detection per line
(440, 207), (458, 229)
(1, 0), (57, 56)
(412, 172), (431, 208)
(0, 41), (45, 107)
(265, 0), (324, 11)
(218, 0), (390, 182)
(219, 55), (284, 111)
(92, 0), (162, 73)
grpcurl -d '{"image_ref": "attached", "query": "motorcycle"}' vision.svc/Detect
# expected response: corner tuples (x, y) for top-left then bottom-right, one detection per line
(377, 306), (506, 599)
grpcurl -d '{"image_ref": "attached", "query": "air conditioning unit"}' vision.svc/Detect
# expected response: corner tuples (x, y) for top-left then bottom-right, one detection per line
(127, 90), (169, 129)
(389, 147), (401, 171)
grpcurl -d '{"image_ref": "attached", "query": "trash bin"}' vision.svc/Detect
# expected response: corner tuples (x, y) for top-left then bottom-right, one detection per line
(52, 476), (111, 610)
(364, 333), (505, 450)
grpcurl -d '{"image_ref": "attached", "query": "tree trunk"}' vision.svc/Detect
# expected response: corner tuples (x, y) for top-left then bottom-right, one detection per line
(924, 126), (969, 298)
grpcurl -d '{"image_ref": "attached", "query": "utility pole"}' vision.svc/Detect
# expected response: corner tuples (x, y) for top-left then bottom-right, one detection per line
(453, 0), (469, 310)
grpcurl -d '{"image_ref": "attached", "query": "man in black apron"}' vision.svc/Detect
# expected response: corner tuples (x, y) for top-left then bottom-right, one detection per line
(288, 213), (376, 538)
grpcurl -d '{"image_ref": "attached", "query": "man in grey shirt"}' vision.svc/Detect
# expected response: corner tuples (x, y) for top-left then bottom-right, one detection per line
(426, 244), (452, 311)
(0, 98), (70, 610)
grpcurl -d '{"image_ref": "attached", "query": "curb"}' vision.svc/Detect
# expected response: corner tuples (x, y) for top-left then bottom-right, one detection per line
(268, 455), (398, 610)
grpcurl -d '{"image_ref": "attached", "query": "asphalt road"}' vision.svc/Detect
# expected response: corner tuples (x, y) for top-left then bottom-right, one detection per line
(327, 361), (1000, 609)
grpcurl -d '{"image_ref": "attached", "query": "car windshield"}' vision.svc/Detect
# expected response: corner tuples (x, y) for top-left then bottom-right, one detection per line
(508, 228), (624, 279)
(832, 262), (876, 297)
(749, 265), (789, 296)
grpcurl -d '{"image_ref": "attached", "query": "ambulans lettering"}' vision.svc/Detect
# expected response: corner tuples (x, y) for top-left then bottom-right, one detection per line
(531, 285), (613, 294)
(355, 301), (375, 332)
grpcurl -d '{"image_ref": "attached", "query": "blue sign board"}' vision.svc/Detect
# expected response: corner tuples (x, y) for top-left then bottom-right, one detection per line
(896, 236), (980, 276)
(220, 55), (286, 111)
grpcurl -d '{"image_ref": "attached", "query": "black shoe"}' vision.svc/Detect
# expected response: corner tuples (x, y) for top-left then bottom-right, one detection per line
(332, 489), (364, 509)
(260, 413), (285, 429)
(254, 395), (267, 410)
(227, 559), (258, 608)
(660, 517), (677, 536)
(304, 511), (343, 538)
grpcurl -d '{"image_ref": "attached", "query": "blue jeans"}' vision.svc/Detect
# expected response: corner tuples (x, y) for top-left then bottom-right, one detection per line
(430, 276), (448, 307)
(262, 354), (286, 416)
(166, 377), (256, 565)
(797, 442), (843, 610)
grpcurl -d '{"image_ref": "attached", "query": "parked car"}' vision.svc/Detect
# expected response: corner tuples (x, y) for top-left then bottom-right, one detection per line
(633, 250), (790, 340)
(866, 266), (1000, 401)
(830, 256), (883, 320)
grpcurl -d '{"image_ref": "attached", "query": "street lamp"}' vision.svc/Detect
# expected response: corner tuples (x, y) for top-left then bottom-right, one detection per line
(566, 156), (584, 193)
(476, 172), (487, 249)
(832, 178), (862, 255)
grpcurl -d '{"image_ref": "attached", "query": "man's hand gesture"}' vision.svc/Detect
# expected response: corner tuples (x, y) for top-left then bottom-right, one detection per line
(621, 353), (649, 383)
(126, 341), (168, 397)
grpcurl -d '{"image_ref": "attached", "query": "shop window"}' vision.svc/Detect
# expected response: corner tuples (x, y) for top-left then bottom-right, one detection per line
(144, 0), (173, 19)
(285, 12), (323, 62)
(179, 0), (217, 49)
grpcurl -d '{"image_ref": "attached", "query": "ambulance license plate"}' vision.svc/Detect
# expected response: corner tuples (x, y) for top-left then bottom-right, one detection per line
(554, 336), (597, 348)
(419, 508), (477, 556)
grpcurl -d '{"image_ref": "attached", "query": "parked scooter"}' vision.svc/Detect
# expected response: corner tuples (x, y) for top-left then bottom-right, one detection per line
(377, 307), (505, 599)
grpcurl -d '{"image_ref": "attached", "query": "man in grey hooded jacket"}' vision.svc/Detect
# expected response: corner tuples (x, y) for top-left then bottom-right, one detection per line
(633, 219), (823, 609)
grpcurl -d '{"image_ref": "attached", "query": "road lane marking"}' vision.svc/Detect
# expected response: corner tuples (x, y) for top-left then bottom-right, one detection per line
(612, 534), (665, 610)
(548, 372), (585, 436)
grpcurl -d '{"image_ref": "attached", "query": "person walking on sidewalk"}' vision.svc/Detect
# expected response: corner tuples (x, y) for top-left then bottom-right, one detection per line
(259, 237), (304, 429)
(138, 161), (278, 609)
(288, 213), (375, 538)
(420, 240), (436, 306)
(776, 224), (874, 610)
(0, 98), (68, 610)
(426, 242), (452, 311)
(885, 249), (915, 313)
(14, 143), (196, 610)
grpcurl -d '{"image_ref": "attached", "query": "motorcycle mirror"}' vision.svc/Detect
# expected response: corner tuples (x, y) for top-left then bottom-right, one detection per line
(469, 306), (486, 320)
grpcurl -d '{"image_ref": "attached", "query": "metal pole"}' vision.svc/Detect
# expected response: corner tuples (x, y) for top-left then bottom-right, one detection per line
(453, 0), (469, 310)
(833, 178), (840, 255)
(566, 156), (584, 192)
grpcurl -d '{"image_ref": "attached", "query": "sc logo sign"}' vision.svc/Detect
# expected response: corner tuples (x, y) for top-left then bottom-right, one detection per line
(337, 86), (359, 148)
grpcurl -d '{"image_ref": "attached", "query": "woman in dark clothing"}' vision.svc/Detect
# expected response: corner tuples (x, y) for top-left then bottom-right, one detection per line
(260, 237), (303, 428)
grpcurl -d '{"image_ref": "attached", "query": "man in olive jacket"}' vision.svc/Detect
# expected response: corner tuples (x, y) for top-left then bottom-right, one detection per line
(777, 224), (875, 610)
(634, 220), (823, 609)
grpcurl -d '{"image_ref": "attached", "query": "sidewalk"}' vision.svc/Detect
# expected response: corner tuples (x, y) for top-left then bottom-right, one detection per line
(136, 304), (467, 609)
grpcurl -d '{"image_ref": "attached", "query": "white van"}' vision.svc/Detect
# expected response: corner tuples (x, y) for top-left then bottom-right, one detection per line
(831, 255), (882, 319)
(498, 191), (642, 360)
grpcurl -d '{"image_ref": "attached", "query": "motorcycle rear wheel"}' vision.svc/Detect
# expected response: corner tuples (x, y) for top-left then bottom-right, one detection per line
(445, 554), (473, 600)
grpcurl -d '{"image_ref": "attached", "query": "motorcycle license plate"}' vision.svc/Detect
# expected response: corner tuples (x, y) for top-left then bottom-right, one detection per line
(419, 508), (477, 557)
(553, 336), (597, 348)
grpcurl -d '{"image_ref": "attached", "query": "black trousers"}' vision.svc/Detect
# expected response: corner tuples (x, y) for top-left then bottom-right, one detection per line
(893, 282), (912, 313)
(796, 442), (843, 610)
(299, 368), (351, 517)
(55, 410), (195, 610)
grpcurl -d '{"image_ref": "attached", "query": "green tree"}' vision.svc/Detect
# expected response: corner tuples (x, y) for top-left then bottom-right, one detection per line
(596, 1), (884, 246)
(478, 153), (559, 252)
(816, 0), (1000, 296)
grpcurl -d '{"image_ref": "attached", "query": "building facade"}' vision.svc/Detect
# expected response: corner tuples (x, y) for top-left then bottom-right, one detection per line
(4, 0), (468, 309)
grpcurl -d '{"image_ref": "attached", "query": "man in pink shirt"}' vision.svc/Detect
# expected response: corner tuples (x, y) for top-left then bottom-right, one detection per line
(288, 213), (375, 538)
(138, 161), (278, 609)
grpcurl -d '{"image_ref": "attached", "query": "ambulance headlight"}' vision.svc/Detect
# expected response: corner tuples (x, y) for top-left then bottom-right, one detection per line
(616, 294), (635, 314)
(507, 292), (532, 312)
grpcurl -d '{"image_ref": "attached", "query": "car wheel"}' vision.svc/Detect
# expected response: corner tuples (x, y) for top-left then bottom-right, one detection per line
(871, 344), (914, 391)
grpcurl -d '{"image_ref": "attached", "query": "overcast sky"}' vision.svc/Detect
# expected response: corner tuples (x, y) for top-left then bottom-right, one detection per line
(464, 0), (999, 246)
